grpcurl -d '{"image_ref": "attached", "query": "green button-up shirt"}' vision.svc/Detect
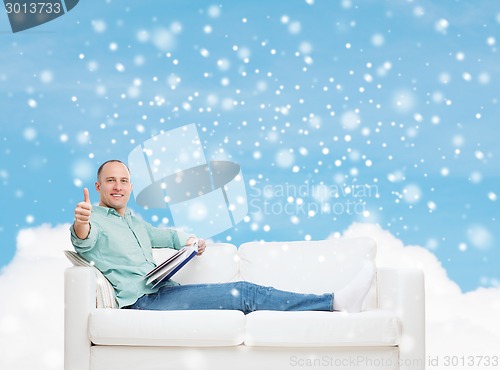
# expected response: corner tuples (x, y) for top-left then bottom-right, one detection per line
(70, 206), (192, 308)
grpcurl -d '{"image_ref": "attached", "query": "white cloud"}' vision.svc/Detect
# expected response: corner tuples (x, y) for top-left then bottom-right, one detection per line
(0, 223), (499, 370)
(339, 223), (500, 364)
(0, 223), (74, 370)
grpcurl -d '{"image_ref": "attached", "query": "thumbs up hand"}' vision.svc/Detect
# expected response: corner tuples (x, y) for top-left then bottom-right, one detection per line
(76, 188), (92, 223)
(74, 188), (92, 239)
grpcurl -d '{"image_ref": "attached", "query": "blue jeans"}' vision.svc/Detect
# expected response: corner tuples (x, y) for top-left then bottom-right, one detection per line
(126, 281), (334, 314)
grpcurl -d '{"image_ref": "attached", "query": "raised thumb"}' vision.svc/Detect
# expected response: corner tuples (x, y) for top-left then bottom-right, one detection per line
(83, 187), (91, 203)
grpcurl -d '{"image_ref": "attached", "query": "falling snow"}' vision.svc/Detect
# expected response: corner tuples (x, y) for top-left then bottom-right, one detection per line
(0, 0), (499, 299)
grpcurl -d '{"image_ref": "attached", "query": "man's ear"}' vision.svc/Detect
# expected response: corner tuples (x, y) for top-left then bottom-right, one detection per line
(95, 181), (101, 192)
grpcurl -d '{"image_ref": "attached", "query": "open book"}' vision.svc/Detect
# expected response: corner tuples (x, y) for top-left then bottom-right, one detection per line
(144, 239), (199, 288)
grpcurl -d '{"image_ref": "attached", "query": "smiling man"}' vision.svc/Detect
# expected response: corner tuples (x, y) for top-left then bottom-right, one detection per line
(71, 159), (205, 308)
(70, 159), (375, 313)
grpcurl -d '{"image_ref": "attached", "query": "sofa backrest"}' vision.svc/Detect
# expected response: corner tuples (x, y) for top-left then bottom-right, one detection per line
(152, 237), (378, 310)
(153, 243), (240, 285)
(238, 238), (378, 310)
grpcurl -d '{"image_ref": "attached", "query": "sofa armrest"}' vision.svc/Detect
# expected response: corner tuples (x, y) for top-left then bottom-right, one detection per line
(65, 266), (96, 370)
(377, 267), (425, 370)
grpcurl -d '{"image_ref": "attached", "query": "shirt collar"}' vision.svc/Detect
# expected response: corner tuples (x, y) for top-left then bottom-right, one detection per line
(94, 205), (132, 218)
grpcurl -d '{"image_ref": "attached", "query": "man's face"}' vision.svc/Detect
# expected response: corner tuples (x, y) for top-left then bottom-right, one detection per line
(95, 161), (133, 215)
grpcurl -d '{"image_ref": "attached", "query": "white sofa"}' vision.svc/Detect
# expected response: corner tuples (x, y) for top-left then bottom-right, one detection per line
(64, 237), (425, 370)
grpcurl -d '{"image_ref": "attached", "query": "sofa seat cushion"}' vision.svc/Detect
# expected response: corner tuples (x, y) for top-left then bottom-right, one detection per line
(89, 309), (245, 347)
(244, 310), (401, 347)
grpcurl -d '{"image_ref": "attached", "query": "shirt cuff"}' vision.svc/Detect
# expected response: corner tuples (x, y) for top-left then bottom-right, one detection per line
(176, 230), (195, 249)
(70, 223), (96, 249)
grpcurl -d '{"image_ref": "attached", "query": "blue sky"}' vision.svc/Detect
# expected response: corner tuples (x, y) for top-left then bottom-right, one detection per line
(0, 0), (498, 292)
